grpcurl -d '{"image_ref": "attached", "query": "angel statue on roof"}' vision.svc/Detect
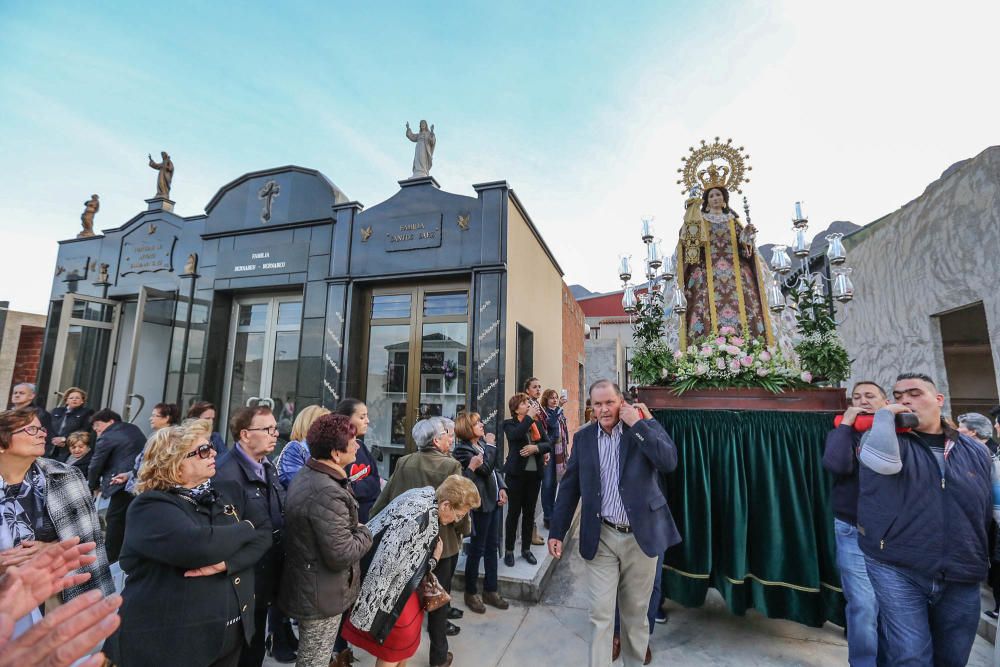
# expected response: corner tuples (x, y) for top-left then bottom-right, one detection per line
(666, 138), (796, 354)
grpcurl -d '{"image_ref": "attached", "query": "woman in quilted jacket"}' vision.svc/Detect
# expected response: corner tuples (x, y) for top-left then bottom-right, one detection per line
(278, 413), (373, 667)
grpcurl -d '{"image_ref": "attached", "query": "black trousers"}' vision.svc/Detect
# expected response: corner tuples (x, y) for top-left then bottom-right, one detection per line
(209, 621), (244, 667)
(504, 474), (541, 552)
(427, 554), (458, 666)
(238, 603), (268, 667)
(104, 491), (134, 564)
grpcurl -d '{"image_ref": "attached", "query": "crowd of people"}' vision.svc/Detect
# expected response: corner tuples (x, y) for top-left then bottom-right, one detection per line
(5, 368), (1000, 667)
(0, 376), (575, 667)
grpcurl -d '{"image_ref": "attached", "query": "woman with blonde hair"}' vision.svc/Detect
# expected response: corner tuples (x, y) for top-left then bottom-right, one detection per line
(104, 419), (273, 667)
(277, 405), (331, 489)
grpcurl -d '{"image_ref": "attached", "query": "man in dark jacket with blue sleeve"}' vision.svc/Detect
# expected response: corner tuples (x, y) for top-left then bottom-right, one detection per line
(215, 405), (289, 666)
(822, 380), (887, 667)
(548, 379), (680, 667)
(88, 408), (147, 563)
(858, 372), (998, 666)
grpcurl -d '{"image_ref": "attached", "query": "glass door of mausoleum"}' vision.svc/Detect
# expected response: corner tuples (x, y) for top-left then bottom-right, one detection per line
(362, 284), (469, 479)
(222, 294), (302, 444)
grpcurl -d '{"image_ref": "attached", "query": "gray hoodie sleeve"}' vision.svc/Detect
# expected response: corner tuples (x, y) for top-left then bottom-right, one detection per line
(859, 409), (903, 475)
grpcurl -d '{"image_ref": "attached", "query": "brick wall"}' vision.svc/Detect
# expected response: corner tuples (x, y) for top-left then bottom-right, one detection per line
(561, 283), (586, 439)
(12, 325), (44, 388)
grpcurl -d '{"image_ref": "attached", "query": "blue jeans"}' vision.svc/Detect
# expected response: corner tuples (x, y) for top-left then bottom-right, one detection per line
(834, 519), (879, 667)
(864, 556), (981, 667)
(541, 447), (558, 521)
(614, 551), (665, 636)
(465, 507), (501, 594)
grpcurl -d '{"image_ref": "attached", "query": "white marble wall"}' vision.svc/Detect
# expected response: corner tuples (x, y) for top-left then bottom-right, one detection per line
(839, 146), (1000, 413)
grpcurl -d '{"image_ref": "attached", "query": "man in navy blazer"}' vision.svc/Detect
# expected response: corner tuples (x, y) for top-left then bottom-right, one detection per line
(548, 379), (681, 667)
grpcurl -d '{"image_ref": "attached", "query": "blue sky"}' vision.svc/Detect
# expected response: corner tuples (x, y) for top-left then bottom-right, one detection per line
(2, 1), (998, 313)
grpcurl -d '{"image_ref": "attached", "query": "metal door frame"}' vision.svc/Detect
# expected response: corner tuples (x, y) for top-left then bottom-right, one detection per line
(220, 293), (302, 431)
(358, 280), (470, 454)
(121, 286), (177, 422)
(47, 293), (122, 411)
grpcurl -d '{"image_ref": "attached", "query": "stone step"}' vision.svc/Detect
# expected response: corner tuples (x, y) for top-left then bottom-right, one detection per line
(452, 507), (580, 602)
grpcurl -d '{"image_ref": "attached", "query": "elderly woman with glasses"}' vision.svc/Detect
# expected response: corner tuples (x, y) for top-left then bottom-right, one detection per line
(104, 419), (273, 667)
(0, 407), (113, 638)
(369, 417), (472, 667)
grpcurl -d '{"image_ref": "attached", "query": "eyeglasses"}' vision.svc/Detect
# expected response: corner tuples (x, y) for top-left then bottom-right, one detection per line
(12, 425), (47, 436)
(245, 426), (279, 436)
(184, 444), (215, 460)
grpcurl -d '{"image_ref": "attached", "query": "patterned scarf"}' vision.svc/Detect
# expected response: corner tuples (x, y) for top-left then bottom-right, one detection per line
(0, 464), (45, 550)
(173, 480), (213, 499)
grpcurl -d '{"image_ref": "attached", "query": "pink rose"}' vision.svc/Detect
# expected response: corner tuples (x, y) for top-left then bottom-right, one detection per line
(728, 360), (741, 373)
(801, 371), (813, 383)
(674, 350), (683, 360)
(716, 358), (726, 370)
(701, 346), (713, 357)
(731, 337), (745, 346)
(695, 363), (709, 376)
(757, 367), (770, 377)
(715, 337), (727, 346)
(719, 326), (736, 335)
(759, 350), (772, 362)
(726, 345), (741, 355)
(740, 355), (754, 367)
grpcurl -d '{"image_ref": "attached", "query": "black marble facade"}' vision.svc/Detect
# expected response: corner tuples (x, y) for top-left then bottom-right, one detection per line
(40, 167), (525, 441)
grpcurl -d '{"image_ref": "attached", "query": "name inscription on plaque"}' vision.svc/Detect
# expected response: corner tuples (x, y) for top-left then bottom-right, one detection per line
(216, 242), (309, 279)
(121, 238), (176, 276)
(384, 214), (442, 252)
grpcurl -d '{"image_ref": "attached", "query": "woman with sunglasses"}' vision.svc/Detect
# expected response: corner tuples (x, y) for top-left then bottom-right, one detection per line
(0, 407), (113, 638)
(104, 419), (273, 667)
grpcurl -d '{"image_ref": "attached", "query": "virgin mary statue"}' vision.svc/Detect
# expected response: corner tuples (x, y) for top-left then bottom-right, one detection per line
(670, 139), (794, 352)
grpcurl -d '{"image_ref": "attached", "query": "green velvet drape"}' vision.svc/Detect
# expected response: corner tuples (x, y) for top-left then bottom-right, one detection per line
(654, 408), (845, 628)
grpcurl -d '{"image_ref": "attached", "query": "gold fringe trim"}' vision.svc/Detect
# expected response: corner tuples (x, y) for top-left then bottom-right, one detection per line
(677, 239), (687, 352)
(728, 219), (749, 337)
(665, 565), (842, 594)
(754, 254), (775, 346)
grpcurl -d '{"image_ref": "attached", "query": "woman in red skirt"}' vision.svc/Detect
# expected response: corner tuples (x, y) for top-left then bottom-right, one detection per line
(344, 475), (480, 667)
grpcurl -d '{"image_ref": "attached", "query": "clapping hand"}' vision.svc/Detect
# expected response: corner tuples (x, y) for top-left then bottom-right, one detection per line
(0, 589), (121, 667)
(469, 453), (484, 471)
(0, 538), (96, 618)
(0, 541), (44, 575)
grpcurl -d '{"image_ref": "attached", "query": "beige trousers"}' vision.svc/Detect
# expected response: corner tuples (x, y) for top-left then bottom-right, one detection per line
(585, 524), (658, 667)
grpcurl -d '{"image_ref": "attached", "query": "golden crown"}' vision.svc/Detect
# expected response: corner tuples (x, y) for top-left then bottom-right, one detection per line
(676, 137), (751, 195)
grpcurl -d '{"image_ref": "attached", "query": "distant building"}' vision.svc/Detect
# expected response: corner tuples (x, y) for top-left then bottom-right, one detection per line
(0, 303), (46, 406)
(839, 146), (1000, 416)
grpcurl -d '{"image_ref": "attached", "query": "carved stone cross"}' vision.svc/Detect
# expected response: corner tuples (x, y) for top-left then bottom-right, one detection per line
(258, 180), (280, 223)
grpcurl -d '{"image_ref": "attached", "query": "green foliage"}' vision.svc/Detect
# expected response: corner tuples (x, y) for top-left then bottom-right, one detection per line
(790, 277), (852, 383)
(629, 288), (671, 387)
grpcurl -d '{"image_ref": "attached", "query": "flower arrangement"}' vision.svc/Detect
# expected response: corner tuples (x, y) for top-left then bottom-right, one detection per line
(442, 359), (458, 389)
(789, 276), (851, 383)
(660, 327), (811, 394)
